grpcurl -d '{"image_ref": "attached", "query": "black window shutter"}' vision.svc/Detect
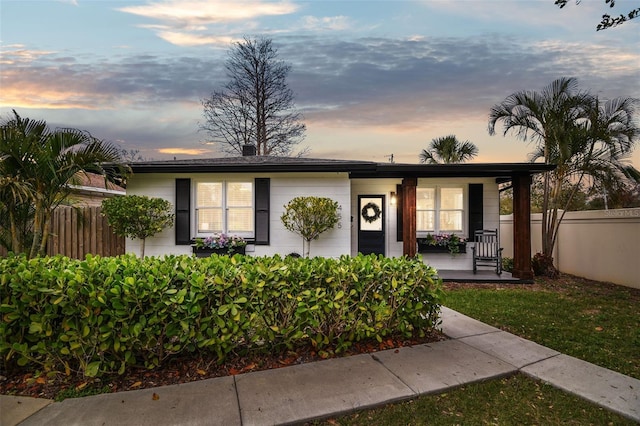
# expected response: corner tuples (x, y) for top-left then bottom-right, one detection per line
(254, 178), (270, 245)
(175, 178), (191, 245)
(468, 183), (483, 239)
(396, 184), (403, 241)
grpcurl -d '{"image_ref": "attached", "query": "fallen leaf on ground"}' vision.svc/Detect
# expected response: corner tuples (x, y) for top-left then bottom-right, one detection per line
(152, 393), (159, 400)
(130, 381), (142, 388)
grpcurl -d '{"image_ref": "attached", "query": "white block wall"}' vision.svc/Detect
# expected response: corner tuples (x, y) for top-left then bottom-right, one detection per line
(501, 208), (640, 288)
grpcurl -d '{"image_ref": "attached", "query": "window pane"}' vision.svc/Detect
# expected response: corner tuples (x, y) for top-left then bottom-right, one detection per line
(198, 208), (222, 232)
(227, 182), (253, 207)
(417, 211), (435, 231)
(439, 211), (462, 231)
(441, 187), (463, 210)
(197, 182), (222, 208)
(227, 208), (253, 232)
(416, 188), (435, 209)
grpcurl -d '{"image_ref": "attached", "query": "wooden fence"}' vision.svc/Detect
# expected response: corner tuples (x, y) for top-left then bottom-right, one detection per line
(0, 206), (124, 259)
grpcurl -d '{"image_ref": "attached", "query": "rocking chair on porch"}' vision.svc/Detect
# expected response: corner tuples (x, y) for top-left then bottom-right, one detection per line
(472, 229), (503, 275)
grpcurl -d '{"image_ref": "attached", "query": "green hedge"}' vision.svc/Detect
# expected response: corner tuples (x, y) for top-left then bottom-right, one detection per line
(0, 253), (443, 378)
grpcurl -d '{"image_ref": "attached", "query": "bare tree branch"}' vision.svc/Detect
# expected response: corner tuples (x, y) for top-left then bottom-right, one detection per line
(200, 37), (306, 157)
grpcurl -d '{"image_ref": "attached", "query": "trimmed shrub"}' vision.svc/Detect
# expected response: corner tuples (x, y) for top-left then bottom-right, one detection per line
(501, 257), (514, 273)
(0, 253), (443, 378)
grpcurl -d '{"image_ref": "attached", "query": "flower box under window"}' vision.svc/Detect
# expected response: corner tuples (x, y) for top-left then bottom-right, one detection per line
(193, 245), (246, 258)
(417, 240), (466, 254)
(417, 233), (467, 254)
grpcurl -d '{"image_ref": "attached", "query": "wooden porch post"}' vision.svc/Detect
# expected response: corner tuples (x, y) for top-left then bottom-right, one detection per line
(402, 177), (417, 257)
(512, 173), (533, 280)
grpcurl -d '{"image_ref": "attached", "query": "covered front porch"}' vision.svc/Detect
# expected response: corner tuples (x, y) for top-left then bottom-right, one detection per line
(351, 163), (555, 282)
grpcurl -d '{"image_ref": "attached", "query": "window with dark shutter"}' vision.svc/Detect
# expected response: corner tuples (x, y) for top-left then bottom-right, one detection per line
(468, 183), (483, 238)
(175, 178), (191, 245)
(254, 178), (270, 245)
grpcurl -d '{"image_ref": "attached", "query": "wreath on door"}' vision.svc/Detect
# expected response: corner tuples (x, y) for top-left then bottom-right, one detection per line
(361, 202), (381, 223)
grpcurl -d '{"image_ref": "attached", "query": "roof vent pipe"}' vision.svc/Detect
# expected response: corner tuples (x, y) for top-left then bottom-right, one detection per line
(242, 144), (257, 156)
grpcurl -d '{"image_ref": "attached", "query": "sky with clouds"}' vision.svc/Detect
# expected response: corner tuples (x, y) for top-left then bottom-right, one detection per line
(1, 0), (639, 167)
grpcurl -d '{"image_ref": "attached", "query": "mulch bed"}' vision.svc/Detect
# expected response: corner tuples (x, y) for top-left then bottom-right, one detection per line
(0, 331), (445, 401)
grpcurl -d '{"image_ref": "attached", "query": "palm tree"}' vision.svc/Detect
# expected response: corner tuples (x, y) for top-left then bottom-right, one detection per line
(0, 110), (128, 258)
(419, 135), (478, 164)
(488, 77), (639, 264)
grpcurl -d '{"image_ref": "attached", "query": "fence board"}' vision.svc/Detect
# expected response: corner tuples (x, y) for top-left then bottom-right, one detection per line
(0, 205), (127, 259)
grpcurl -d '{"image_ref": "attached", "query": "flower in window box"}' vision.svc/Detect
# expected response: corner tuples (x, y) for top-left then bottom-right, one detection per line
(421, 233), (466, 254)
(193, 233), (247, 256)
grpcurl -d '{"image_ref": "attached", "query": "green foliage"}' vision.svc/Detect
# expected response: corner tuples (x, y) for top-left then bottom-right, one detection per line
(0, 110), (127, 258)
(501, 257), (514, 273)
(102, 195), (174, 257)
(0, 253), (443, 379)
(420, 233), (466, 254)
(489, 77), (640, 258)
(419, 135), (478, 164)
(281, 196), (340, 257)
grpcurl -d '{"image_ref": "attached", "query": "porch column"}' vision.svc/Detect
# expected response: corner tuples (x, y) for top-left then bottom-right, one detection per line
(512, 173), (533, 280)
(402, 177), (417, 257)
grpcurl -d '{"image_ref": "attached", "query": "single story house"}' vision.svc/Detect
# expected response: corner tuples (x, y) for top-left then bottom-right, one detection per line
(127, 152), (554, 280)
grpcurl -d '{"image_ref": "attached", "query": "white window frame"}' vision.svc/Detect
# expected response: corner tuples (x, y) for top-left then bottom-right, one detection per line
(416, 185), (466, 237)
(194, 179), (254, 239)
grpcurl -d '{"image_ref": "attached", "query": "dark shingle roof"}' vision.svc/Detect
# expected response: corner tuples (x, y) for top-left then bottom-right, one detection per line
(130, 155), (555, 179)
(130, 156), (376, 173)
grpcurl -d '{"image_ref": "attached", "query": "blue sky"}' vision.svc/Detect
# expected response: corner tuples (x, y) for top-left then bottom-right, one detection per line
(1, 0), (639, 167)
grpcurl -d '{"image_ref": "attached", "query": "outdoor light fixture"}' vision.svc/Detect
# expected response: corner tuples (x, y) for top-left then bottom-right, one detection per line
(390, 192), (397, 205)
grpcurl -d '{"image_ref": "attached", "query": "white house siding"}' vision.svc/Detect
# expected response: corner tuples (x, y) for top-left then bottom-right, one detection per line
(415, 177), (499, 271)
(260, 173), (351, 257)
(125, 172), (351, 258)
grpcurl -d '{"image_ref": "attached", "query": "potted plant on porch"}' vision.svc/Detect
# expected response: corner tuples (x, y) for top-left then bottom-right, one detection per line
(192, 233), (247, 257)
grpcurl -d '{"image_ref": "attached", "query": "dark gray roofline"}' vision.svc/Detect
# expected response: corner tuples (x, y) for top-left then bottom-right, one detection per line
(130, 157), (376, 174)
(351, 162), (556, 179)
(130, 157), (555, 178)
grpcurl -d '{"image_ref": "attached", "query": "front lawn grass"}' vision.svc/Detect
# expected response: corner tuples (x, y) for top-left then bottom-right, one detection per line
(443, 275), (640, 379)
(315, 374), (636, 425)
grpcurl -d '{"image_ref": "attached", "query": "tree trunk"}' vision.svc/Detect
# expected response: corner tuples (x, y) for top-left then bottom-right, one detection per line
(29, 199), (44, 259)
(8, 209), (21, 254)
(37, 209), (52, 257)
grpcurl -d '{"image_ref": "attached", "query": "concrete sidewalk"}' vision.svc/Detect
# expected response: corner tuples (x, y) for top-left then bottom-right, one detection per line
(2, 306), (638, 425)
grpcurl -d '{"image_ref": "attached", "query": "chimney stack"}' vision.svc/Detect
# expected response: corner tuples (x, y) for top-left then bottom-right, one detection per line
(242, 144), (257, 156)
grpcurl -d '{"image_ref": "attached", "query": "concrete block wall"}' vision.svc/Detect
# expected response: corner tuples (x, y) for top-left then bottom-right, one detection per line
(501, 208), (640, 289)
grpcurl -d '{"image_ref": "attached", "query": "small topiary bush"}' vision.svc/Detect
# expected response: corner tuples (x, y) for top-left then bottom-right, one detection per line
(0, 253), (443, 378)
